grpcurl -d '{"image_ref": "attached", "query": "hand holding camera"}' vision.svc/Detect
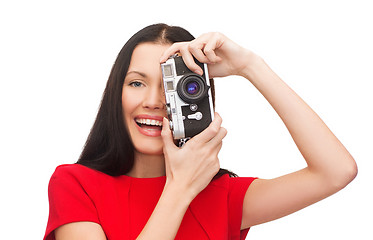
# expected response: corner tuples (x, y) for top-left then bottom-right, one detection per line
(161, 112), (227, 200)
(160, 32), (259, 144)
(160, 32), (258, 79)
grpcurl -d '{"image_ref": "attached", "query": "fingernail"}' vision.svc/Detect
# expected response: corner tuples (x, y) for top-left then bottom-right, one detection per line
(194, 69), (203, 75)
(163, 117), (169, 125)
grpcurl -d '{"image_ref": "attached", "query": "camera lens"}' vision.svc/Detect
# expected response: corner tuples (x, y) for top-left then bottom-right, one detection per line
(186, 81), (199, 95)
(177, 74), (208, 103)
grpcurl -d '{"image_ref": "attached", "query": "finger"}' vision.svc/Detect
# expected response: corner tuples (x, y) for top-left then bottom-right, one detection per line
(204, 50), (222, 64)
(160, 42), (185, 63)
(160, 42), (204, 75)
(208, 142), (223, 160)
(190, 112), (223, 144)
(179, 47), (204, 75)
(161, 117), (178, 151)
(188, 40), (210, 64)
(204, 38), (223, 64)
(189, 47), (210, 64)
(206, 127), (227, 148)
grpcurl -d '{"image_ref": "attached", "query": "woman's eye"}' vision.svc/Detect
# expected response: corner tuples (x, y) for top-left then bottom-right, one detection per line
(129, 81), (143, 87)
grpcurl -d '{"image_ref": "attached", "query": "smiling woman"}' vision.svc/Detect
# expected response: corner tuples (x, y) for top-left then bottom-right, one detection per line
(43, 23), (357, 240)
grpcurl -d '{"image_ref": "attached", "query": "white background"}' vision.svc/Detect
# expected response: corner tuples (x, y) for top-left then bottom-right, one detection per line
(1, 0), (372, 239)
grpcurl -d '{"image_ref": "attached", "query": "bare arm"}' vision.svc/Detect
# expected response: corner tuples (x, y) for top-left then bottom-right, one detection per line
(55, 222), (106, 240)
(240, 57), (357, 228)
(135, 178), (192, 239)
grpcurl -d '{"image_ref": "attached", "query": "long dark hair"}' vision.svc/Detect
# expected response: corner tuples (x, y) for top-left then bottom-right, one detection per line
(77, 23), (237, 178)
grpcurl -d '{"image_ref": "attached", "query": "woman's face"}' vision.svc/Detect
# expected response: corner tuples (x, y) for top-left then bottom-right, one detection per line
(122, 42), (170, 155)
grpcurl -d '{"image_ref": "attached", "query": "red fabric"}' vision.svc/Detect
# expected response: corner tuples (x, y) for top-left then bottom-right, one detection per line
(44, 164), (256, 240)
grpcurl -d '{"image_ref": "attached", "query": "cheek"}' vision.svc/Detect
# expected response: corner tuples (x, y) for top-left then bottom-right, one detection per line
(122, 90), (139, 112)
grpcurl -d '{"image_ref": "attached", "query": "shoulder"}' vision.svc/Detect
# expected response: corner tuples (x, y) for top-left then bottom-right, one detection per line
(48, 164), (114, 196)
(52, 163), (104, 177)
(51, 164), (109, 183)
(44, 164), (106, 240)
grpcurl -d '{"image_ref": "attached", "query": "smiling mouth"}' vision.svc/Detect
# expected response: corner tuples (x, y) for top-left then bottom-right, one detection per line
(133, 115), (165, 137)
(135, 118), (163, 133)
(135, 118), (163, 127)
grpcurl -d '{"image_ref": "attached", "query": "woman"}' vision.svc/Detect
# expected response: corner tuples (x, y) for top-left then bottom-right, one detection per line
(43, 23), (357, 240)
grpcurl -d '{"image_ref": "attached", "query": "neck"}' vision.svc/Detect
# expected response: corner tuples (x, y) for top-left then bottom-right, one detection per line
(126, 151), (166, 178)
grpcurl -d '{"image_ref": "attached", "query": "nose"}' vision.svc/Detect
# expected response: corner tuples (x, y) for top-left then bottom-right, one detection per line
(142, 83), (165, 110)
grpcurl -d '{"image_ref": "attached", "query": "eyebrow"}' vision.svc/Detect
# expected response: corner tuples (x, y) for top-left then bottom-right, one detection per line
(126, 70), (147, 78)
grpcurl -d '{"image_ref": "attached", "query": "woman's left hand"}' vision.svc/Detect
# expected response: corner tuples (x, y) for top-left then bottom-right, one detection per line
(160, 32), (257, 78)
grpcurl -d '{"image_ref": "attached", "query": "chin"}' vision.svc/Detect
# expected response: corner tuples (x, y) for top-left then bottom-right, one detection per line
(133, 139), (164, 155)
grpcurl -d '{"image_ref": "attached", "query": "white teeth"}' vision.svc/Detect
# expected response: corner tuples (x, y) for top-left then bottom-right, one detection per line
(136, 118), (163, 126)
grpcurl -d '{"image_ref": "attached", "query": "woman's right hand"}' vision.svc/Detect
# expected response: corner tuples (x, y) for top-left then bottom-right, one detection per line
(161, 112), (227, 200)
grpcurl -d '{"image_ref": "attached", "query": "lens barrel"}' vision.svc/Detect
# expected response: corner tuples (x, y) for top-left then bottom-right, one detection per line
(177, 74), (208, 103)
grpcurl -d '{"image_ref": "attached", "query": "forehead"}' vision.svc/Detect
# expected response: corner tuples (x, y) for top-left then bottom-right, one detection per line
(128, 43), (171, 71)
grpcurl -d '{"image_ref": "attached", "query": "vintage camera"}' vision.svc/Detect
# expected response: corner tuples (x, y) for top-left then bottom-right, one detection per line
(161, 55), (214, 141)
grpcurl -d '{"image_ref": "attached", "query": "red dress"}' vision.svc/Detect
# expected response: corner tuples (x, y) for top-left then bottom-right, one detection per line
(44, 164), (256, 240)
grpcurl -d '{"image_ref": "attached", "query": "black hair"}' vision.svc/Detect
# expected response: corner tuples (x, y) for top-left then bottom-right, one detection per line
(77, 23), (237, 178)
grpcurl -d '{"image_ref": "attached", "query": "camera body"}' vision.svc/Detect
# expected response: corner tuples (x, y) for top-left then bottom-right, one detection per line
(161, 55), (214, 140)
